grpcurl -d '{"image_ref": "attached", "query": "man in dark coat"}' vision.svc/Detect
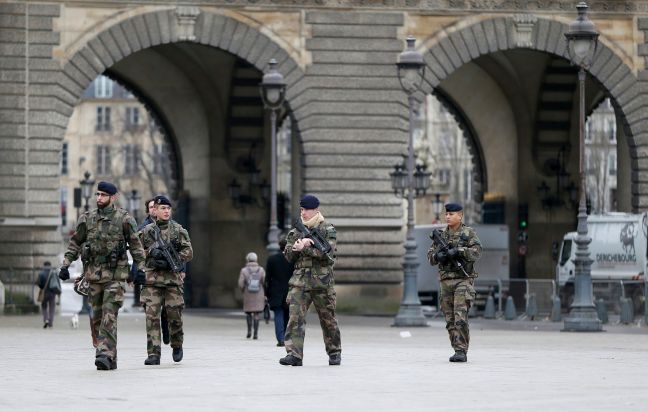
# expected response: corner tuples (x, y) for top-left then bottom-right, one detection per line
(131, 198), (156, 307)
(265, 235), (294, 346)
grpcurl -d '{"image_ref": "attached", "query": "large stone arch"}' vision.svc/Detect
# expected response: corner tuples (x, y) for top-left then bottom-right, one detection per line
(56, 7), (305, 126)
(416, 14), (643, 209)
(51, 7), (307, 307)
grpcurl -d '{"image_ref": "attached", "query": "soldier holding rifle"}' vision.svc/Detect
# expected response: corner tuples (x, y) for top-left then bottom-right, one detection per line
(280, 195), (342, 367)
(139, 195), (193, 365)
(428, 203), (482, 363)
(59, 181), (146, 370)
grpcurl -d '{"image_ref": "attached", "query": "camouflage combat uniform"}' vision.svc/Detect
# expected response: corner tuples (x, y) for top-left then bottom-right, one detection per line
(139, 219), (193, 357)
(63, 205), (146, 363)
(427, 224), (482, 354)
(283, 220), (341, 360)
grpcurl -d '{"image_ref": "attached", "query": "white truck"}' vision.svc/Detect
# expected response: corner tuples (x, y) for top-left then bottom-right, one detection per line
(556, 212), (647, 311)
(416, 224), (510, 307)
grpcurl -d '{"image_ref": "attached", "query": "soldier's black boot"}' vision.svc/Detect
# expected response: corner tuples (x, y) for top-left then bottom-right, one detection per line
(161, 308), (170, 345)
(144, 354), (160, 365)
(328, 353), (341, 366)
(449, 351), (467, 362)
(110, 358), (117, 370)
(172, 347), (183, 362)
(95, 355), (112, 370)
(246, 314), (252, 339)
(253, 319), (259, 340)
(279, 354), (303, 366)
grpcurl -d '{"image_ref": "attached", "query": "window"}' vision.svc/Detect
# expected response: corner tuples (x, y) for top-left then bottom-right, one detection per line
(126, 107), (140, 129)
(608, 119), (616, 142)
(96, 106), (111, 131)
(94, 76), (113, 98)
(96, 145), (111, 175)
(608, 152), (617, 176)
(153, 144), (166, 175)
(438, 168), (451, 185)
(61, 142), (68, 175)
(124, 144), (140, 176)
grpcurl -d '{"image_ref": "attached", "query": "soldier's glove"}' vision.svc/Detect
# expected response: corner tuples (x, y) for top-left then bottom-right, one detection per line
(448, 248), (461, 259)
(59, 266), (70, 281)
(151, 259), (170, 270)
(434, 251), (449, 264)
(135, 270), (146, 284)
(150, 248), (165, 260)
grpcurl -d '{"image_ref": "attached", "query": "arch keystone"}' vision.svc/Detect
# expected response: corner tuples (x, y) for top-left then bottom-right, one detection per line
(175, 6), (201, 42)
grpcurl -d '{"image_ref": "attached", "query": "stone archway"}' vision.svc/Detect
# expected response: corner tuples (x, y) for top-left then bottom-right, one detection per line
(416, 14), (642, 209)
(58, 7), (304, 122)
(54, 7), (306, 307)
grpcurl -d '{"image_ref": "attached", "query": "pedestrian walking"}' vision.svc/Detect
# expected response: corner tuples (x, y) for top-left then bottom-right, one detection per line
(36, 261), (61, 328)
(265, 235), (293, 346)
(280, 195), (341, 366)
(238, 252), (266, 340)
(59, 181), (147, 370)
(131, 197), (156, 307)
(427, 203), (482, 363)
(139, 195), (193, 365)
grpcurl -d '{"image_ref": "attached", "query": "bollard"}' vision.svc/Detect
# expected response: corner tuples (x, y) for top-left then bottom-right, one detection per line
(484, 295), (496, 319)
(525, 293), (538, 320)
(468, 303), (477, 318)
(504, 296), (517, 320)
(595, 298), (608, 324)
(620, 297), (634, 324)
(550, 295), (562, 322)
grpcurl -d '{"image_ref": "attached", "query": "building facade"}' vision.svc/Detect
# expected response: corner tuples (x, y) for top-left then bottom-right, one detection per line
(1, 1), (648, 312)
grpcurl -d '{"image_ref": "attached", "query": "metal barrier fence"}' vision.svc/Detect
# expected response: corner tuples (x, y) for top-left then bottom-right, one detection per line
(0, 267), (38, 314)
(472, 278), (647, 320)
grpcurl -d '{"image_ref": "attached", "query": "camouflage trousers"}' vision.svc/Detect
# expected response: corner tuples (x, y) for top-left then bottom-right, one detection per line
(440, 278), (476, 353)
(284, 286), (341, 360)
(141, 285), (184, 356)
(88, 281), (125, 361)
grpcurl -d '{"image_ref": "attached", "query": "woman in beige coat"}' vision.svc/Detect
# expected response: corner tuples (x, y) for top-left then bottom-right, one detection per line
(238, 252), (266, 339)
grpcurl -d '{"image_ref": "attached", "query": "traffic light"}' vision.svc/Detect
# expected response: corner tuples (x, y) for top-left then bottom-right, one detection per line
(518, 203), (529, 230)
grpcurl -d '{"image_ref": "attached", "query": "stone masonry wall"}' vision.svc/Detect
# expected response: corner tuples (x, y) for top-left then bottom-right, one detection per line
(0, 2), (66, 286)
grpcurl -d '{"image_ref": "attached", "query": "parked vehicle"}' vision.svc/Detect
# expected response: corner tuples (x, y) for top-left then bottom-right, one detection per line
(416, 224), (510, 306)
(556, 212), (647, 312)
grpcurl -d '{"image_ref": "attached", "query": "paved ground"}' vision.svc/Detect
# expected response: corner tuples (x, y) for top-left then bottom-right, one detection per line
(1, 309), (647, 412)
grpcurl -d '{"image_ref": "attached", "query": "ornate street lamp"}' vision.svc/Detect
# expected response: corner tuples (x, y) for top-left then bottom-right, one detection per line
(393, 36), (429, 327)
(128, 189), (141, 221)
(259, 58), (286, 254)
(79, 171), (94, 212)
(563, 2), (602, 331)
(433, 192), (443, 223)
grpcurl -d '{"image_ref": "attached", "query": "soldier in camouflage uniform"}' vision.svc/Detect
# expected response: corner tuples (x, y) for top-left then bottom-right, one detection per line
(139, 195), (193, 365)
(427, 203), (482, 363)
(59, 181), (146, 370)
(280, 195), (341, 367)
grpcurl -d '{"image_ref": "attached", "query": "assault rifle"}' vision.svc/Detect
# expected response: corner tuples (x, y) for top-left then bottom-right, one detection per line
(430, 229), (468, 277)
(151, 224), (183, 273)
(294, 219), (333, 259)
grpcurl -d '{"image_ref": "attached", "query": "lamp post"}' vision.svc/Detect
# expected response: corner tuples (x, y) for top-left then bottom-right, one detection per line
(393, 36), (430, 327)
(128, 189), (141, 221)
(259, 59), (286, 254)
(79, 171), (94, 212)
(563, 2), (602, 332)
(433, 192), (443, 223)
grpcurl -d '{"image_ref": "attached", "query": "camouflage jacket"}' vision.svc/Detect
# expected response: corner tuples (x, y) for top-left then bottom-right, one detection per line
(283, 220), (337, 290)
(427, 224), (482, 280)
(140, 219), (193, 287)
(63, 206), (146, 284)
